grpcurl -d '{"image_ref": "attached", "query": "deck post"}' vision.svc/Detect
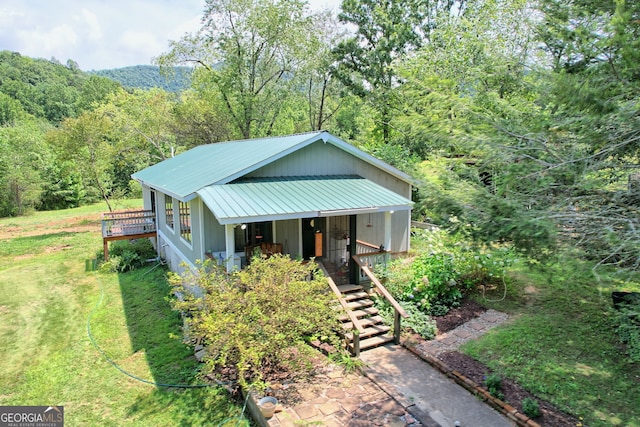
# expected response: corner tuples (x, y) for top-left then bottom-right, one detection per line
(384, 211), (392, 252)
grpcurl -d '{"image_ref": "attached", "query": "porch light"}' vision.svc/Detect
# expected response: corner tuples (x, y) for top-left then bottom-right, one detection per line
(240, 224), (247, 230)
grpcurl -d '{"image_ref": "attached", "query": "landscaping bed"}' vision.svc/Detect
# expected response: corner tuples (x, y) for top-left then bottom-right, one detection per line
(431, 299), (581, 427)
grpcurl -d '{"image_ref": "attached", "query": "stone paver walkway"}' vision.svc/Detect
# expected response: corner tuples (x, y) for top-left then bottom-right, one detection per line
(261, 308), (511, 427)
(266, 364), (421, 427)
(415, 309), (508, 356)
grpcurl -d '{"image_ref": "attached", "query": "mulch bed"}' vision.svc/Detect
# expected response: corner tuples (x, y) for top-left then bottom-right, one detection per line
(434, 298), (488, 333)
(430, 298), (581, 427)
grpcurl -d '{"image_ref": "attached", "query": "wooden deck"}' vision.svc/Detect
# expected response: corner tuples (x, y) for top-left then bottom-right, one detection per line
(101, 210), (156, 260)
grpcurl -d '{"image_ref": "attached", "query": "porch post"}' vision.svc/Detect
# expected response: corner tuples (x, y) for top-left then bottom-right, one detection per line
(384, 211), (392, 252)
(349, 214), (359, 284)
(225, 224), (235, 273)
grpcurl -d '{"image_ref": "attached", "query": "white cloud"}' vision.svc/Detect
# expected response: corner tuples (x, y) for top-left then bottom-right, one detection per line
(78, 8), (103, 41)
(0, 0), (341, 70)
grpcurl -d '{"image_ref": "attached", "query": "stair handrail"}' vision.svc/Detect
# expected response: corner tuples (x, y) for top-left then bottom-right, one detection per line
(316, 261), (365, 334)
(352, 255), (409, 344)
(353, 257), (409, 319)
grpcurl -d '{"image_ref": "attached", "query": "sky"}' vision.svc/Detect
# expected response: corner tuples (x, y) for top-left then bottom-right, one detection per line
(0, 0), (342, 71)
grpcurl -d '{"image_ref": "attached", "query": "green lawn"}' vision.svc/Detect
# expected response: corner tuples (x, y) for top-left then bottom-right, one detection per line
(464, 258), (640, 427)
(0, 202), (246, 426)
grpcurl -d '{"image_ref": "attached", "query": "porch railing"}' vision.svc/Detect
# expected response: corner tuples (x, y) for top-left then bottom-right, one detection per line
(101, 210), (156, 260)
(354, 240), (389, 283)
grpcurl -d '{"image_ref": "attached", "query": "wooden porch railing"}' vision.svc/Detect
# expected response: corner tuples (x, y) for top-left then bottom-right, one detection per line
(101, 210), (156, 260)
(317, 261), (365, 354)
(352, 255), (409, 345)
(354, 240), (390, 284)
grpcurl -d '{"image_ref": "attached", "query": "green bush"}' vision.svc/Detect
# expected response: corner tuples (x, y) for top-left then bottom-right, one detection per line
(410, 252), (465, 315)
(614, 302), (640, 363)
(484, 373), (504, 400)
(98, 239), (156, 272)
(522, 397), (540, 419)
(374, 297), (437, 340)
(379, 229), (516, 316)
(169, 255), (342, 390)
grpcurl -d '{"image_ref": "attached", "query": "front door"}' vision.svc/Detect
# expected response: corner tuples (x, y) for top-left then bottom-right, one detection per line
(302, 218), (324, 259)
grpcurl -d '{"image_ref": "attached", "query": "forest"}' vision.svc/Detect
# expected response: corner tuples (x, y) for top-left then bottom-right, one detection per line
(0, 0), (638, 275)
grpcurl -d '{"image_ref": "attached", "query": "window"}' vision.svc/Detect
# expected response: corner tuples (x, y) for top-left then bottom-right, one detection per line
(165, 196), (174, 230)
(179, 201), (191, 243)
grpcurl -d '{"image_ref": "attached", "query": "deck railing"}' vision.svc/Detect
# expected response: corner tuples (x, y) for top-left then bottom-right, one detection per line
(101, 210), (157, 260)
(102, 210), (156, 238)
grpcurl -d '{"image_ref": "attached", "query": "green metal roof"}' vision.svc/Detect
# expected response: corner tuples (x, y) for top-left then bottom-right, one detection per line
(197, 176), (413, 224)
(131, 131), (412, 200)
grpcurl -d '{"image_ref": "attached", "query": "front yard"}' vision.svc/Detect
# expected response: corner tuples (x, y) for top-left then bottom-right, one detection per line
(0, 202), (246, 426)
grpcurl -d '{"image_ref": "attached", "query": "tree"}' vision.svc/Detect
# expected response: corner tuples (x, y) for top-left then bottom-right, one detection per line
(157, 0), (320, 139)
(98, 88), (179, 162)
(51, 111), (117, 211)
(0, 120), (50, 216)
(332, 0), (465, 143)
(528, 0), (640, 272)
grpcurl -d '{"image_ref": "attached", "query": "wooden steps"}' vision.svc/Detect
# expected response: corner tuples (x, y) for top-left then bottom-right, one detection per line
(336, 284), (393, 355)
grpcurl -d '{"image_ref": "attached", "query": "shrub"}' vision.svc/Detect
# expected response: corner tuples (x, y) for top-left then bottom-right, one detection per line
(379, 229), (516, 316)
(98, 239), (156, 272)
(613, 302), (640, 363)
(484, 373), (504, 400)
(374, 297), (437, 340)
(410, 252), (465, 315)
(169, 255), (342, 390)
(522, 397), (540, 419)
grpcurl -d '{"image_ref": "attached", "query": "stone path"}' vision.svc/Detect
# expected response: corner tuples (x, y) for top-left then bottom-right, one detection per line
(415, 309), (509, 356)
(266, 364), (421, 427)
(262, 309), (511, 427)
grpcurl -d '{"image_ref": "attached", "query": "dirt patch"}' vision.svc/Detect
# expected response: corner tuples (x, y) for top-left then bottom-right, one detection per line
(435, 298), (488, 333)
(0, 216), (101, 240)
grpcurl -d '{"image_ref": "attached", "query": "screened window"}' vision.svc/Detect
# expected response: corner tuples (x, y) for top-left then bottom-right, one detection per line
(179, 201), (191, 243)
(165, 196), (174, 230)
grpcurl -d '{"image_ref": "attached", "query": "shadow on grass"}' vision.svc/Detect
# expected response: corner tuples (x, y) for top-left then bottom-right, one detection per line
(117, 265), (246, 424)
(117, 265), (198, 385)
(125, 386), (247, 426)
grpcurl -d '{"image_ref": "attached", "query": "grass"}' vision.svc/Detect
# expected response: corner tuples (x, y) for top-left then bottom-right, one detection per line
(463, 256), (640, 427)
(0, 201), (247, 426)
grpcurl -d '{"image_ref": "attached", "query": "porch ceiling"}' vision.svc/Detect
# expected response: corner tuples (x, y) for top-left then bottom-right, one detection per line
(197, 175), (413, 224)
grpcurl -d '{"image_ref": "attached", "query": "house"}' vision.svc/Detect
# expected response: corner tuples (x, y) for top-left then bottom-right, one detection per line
(131, 131), (414, 277)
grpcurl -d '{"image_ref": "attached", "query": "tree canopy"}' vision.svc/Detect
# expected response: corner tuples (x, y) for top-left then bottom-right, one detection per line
(0, 0), (638, 275)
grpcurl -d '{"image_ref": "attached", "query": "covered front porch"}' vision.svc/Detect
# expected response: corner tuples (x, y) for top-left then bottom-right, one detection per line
(199, 175), (412, 274)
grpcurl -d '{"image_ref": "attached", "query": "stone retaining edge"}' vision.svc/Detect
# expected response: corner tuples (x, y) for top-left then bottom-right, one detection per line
(403, 344), (542, 427)
(240, 388), (270, 427)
